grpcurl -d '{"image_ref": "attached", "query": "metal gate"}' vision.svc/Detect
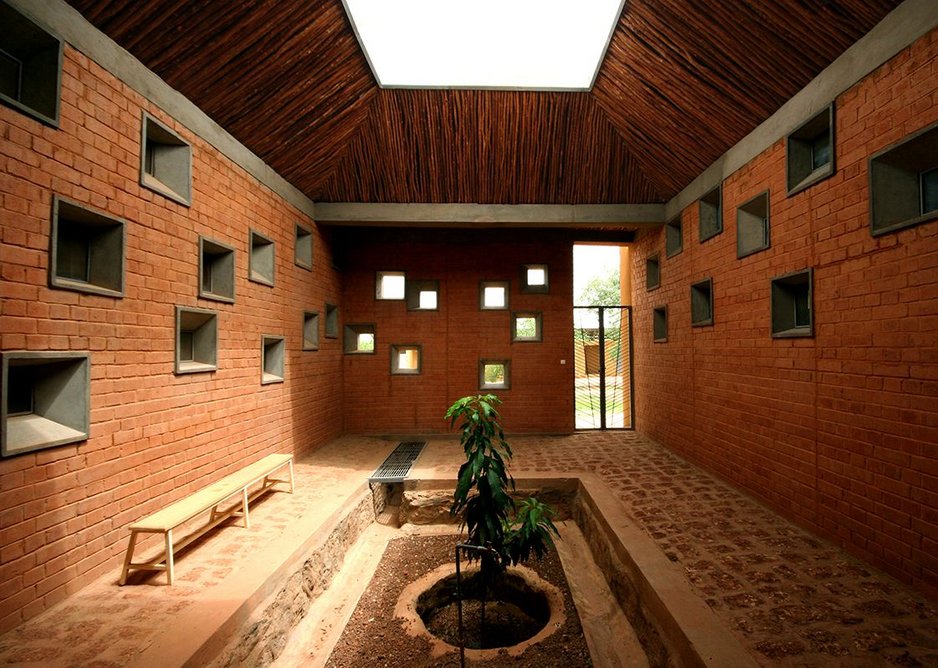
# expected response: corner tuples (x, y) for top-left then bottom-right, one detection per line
(573, 306), (634, 429)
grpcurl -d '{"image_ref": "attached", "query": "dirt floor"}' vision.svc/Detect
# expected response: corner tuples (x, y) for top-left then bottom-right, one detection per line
(323, 535), (593, 668)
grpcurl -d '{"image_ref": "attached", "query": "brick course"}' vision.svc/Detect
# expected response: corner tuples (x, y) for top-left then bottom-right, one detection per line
(631, 29), (938, 596)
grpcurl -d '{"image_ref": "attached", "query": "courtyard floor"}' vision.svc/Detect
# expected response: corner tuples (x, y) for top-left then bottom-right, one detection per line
(0, 431), (934, 666)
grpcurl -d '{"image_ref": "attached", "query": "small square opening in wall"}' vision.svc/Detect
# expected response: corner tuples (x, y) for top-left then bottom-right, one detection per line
(512, 312), (542, 342)
(653, 306), (668, 343)
(324, 303), (339, 338)
(294, 224), (313, 270)
(480, 281), (510, 310)
(665, 217), (683, 257)
(50, 196), (125, 298)
(140, 112), (191, 206)
(869, 121), (938, 235)
(0, 2), (62, 127)
(521, 264), (549, 294)
(344, 324), (376, 354)
(249, 229), (275, 286)
(2, 351), (90, 457)
(376, 271), (406, 300)
(699, 185), (722, 242)
(406, 280), (440, 311)
(690, 278), (713, 327)
(261, 335), (285, 384)
(737, 191), (770, 258)
(479, 360), (510, 390)
(390, 344), (421, 375)
(771, 269), (813, 338)
(175, 306), (217, 374)
(646, 253), (660, 291)
(199, 237), (235, 303)
(303, 311), (319, 351)
(787, 104), (835, 195)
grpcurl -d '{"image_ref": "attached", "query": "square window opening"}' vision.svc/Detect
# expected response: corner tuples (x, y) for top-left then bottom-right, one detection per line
(249, 229), (275, 286)
(175, 306), (217, 374)
(295, 224), (313, 270)
(698, 185), (723, 242)
(771, 269), (813, 338)
(390, 344), (422, 375)
(50, 197), (125, 298)
(376, 271), (406, 300)
(1, 352), (90, 457)
(690, 279), (713, 327)
(261, 336), (285, 384)
(737, 191), (770, 258)
(479, 360), (510, 390)
(406, 280), (440, 311)
(512, 312), (542, 342)
(653, 306), (668, 343)
(480, 281), (510, 310)
(0, 3), (62, 126)
(140, 112), (191, 206)
(787, 105), (835, 195)
(199, 237), (235, 303)
(665, 217), (683, 257)
(521, 264), (549, 293)
(344, 324), (376, 354)
(869, 122), (938, 235)
(303, 311), (320, 351)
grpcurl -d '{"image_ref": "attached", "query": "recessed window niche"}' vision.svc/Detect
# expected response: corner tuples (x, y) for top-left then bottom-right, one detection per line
(406, 280), (440, 311)
(249, 229), (275, 286)
(1, 351), (90, 457)
(869, 121), (938, 235)
(653, 306), (668, 343)
(698, 185), (722, 242)
(737, 191), (770, 258)
(344, 324), (376, 354)
(521, 264), (549, 294)
(646, 254), (660, 291)
(771, 269), (813, 338)
(324, 303), (339, 338)
(376, 271), (406, 300)
(665, 217), (683, 257)
(390, 344), (421, 375)
(140, 112), (191, 206)
(0, 2), (62, 127)
(199, 237), (235, 303)
(479, 360), (510, 390)
(787, 104), (835, 195)
(690, 278), (713, 327)
(512, 312), (542, 342)
(49, 196), (125, 298)
(261, 335), (285, 384)
(175, 306), (217, 374)
(303, 311), (319, 351)
(480, 281), (509, 310)
(295, 224), (313, 270)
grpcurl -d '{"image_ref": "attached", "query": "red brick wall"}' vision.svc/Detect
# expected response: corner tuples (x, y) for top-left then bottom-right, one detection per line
(631, 29), (938, 596)
(0, 46), (343, 630)
(337, 229), (575, 434)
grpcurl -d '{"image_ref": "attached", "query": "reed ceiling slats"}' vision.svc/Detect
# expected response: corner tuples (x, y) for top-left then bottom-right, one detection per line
(66, 0), (902, 205)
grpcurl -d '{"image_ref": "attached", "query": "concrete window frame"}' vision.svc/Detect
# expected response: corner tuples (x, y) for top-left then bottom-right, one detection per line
(511, 311), (543, 342)
(480, 280), (510, 310)
(344, 324), (376, 354)
(521, 264), (549, 294)
(376, 271), (406, 300)
(868, 121), (938, 236)
(653, 305), (668, 343)
(175, 306), (217, 375)
(771, 269), (814, 338)
(199, 236), (235, 303)
(0, 2), (62, 127)
(479, 359), (510, 390)
(698, 185), (723, 242)
(690, 278), (713, 327)
(249, 229), (275, 286)
(49, 196), (125, 298)
(406, 280), (440, 311)
(295, 223), (313, 270)
(140, 112), (192, 206)
(390, 344), (422, 375)
(324, 303), (339, 338)
(261, 335), (285, 384)
(737, 191), (770, 259)
(303, 311), (319, 351)
(646, 253), (660, 291)
(665, 216), (683, 257)
(787, 104), (836, 196)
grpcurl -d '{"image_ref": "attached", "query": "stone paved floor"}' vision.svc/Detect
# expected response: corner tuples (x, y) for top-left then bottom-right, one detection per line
(0, 431), (935, 667)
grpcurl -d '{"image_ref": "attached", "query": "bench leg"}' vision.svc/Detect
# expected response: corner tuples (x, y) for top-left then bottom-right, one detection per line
(242, 487), (251, 529)
(119, 531), (139, 586)
(165, 529), (175, 585)
(288, 458), (295, 493)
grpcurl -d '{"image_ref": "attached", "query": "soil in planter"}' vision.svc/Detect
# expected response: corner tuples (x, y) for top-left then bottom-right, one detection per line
(324, 534), (593, 668)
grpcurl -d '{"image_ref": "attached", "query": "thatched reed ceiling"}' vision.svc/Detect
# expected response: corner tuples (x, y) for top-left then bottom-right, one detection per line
(67, 0), (902, 205)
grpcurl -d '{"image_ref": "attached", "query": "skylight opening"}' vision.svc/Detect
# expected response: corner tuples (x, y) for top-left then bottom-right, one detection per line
(343, 0), (626, 90)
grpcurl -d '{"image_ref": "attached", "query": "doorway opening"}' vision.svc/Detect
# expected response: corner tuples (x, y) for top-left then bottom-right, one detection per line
(573, 245), (634, 430)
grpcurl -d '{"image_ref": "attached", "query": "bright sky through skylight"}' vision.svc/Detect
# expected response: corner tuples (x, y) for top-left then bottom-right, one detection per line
(344, 0), (625, 89)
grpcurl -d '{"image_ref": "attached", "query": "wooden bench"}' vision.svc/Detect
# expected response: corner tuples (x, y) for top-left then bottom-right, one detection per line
(119, 453), (294, 585)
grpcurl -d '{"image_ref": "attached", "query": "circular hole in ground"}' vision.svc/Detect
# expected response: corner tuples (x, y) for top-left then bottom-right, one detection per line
(415, 569), (551, 649)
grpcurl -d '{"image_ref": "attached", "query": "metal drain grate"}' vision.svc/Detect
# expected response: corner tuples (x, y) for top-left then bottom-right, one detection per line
(369, 441), (426, 483)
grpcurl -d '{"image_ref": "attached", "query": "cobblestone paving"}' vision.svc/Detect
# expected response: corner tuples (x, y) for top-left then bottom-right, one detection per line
(0, 431), (935, 667)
